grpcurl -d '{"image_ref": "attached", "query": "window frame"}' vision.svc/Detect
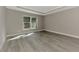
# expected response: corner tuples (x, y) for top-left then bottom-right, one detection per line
(22, 16), (38, 30)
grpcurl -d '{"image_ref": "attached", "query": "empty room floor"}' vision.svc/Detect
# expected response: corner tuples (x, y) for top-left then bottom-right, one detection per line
(1, 31), (79, 52)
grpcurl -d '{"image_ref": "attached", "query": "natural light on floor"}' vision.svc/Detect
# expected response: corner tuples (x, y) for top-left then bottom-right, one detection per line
(8, 33), (34, 41)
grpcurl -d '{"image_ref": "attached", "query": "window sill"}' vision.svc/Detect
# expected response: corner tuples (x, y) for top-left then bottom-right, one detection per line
(23, 28), (36, 30)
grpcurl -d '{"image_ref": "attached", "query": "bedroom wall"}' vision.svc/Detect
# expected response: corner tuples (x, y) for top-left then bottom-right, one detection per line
(0, 7), (6, 49)
(44, 7), (79, 37)
(6, 8), (44, 35)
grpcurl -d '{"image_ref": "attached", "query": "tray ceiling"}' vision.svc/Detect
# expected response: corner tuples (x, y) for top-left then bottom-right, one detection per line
(6, 6), (77, 15)
(20, 6), (62, 13)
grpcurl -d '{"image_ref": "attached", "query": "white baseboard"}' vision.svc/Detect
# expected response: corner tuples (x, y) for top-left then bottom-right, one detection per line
(44, 29), (79, 39)
(7, 29), (79, 39)
(7, 29), (44, 37)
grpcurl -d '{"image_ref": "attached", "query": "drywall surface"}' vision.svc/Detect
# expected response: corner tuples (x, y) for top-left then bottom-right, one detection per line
(44, 7), (79, 37)
(0, 7), (6, 49)
(6, 9), (43, 35)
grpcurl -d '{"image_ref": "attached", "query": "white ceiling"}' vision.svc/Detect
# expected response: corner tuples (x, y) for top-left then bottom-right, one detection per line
(21, 6), (62, 13)
(6, 6), (77, 15)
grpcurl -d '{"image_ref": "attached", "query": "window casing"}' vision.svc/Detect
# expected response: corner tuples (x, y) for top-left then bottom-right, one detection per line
(23, 16), (38, 30)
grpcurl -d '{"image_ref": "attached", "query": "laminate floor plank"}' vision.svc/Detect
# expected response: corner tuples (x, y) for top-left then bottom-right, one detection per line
(1, 31), (79, 52)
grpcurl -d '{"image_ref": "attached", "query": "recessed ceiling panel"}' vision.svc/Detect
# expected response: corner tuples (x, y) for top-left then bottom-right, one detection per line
(21, 6), (62, 13)
(6, 6), (77, 15)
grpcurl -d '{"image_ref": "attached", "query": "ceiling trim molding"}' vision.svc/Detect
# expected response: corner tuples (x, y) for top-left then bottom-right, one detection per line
(6, 6), (78, 16)
(19, 6), (63, 14)
(45, 6), (78, 15)
(44, 6), (63, 13)
(17, 6), (45, 14)
(6, 6), (44, 15)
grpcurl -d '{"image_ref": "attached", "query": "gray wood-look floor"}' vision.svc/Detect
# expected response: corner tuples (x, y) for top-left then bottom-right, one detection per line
(1, 31), (79, 52)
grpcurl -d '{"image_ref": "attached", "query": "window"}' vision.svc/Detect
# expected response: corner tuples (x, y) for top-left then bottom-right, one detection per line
(23, 16), (37, 29)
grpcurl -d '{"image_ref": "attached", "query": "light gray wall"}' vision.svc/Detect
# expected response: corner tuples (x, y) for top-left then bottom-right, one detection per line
(44, 7), (79, 36)
(6, 9), (43, 35)
(0, 7), (6, 49)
